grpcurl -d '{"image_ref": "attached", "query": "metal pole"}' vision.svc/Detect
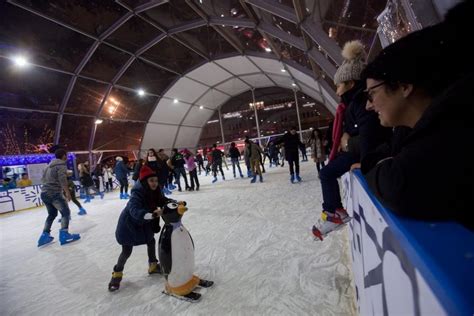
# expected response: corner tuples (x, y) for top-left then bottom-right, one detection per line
(293, 89), (303, 141)
(251, 88), (261, 145)
(218, 108), (225, 144)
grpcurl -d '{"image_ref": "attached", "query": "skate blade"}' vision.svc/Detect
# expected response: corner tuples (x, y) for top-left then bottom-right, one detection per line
(162, 290), (201, 302)
(198, 279), (214, 288)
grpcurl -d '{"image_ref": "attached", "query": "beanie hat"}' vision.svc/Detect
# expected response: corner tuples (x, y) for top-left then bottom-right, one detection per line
(115, 156), (123, 161)
(333, 40), (367, 85)
(139, 165), (156, 181)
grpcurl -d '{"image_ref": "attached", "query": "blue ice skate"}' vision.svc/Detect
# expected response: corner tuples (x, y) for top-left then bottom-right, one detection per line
(78, 207), (87, 215)
(290, 175), (295, 183)
(295, 175), (302, 182)
(37, 232), (54, 247)
(59, 229), (80, 245)
(212, 177), (218, 183)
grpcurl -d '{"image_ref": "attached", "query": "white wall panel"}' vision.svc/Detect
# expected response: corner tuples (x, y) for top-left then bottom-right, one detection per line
(240, 74), (273, 88)
(164, 77), (208, 103)
(182, 106), (214, 126)
(215, 78), (250, 95)
(187, 63), (232, 86)
(174, 126), (202, 149)
(215, 56), (259, 75)
(149, 98), (191, 124)
(248, 56), (290, 77)
(196, 89), (230, 109)
(141, 123), (179, 150)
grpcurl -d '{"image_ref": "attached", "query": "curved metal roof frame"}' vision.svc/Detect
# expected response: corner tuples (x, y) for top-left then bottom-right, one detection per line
(5, 0), (343, 153)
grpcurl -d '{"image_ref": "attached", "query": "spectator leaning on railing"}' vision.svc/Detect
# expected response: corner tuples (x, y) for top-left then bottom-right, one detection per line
(359, 0), (474, 230)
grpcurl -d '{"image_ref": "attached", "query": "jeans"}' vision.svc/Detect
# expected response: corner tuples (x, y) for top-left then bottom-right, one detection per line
(231, 158), (242, 176)
(320, 152), (358, 213)
(41, 192), (71, 233)
(174, 167), (189, 190)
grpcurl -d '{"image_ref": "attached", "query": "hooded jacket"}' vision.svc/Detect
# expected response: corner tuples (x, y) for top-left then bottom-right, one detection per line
(41, 159), (68, 195)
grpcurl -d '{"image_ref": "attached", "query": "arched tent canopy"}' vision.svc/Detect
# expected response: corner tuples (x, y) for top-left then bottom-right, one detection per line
(0, 0), (387, 155)
(141, 53), (338, 151)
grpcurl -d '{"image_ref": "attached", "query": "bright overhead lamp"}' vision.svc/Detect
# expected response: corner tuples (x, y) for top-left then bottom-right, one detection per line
(220, 14), (224, 17)
(265, 47), (271, 52)
(12, 55), (28, 67)
(173, 99), (178, 104)
(291, 83), (297, 87)
(281, 69), (286, 72)
(95, 119), (103, 124)
(199, 105), (204, 109)
(138, 89), (145, 96)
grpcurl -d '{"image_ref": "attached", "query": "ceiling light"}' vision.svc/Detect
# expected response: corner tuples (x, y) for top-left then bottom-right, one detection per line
(291, 83), (296, 87)
(221, 14), (224, 17)
(95, 119), (103, 124)
(12, 55), (29, 67)
(265, 47), (271, 52)
(281, 69), (286, 72)
(173, 99), (178, 104)
(199, 105), (204, 109)
(138, 89), (145, 96)
(108, 106), (114, 114)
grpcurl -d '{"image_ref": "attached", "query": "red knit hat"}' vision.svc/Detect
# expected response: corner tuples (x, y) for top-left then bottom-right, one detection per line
(139, 165), (156, 181)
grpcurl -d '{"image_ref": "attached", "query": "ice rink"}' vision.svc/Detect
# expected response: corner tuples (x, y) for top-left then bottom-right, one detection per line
(0, 161), (355, 315)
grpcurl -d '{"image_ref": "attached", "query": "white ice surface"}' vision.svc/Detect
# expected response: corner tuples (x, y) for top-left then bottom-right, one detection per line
(0, 161), (355, 316)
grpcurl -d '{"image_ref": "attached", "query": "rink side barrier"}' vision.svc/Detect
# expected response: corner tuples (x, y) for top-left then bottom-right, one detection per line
(0, 178), (123, 214)
(343, 170), (474, 316)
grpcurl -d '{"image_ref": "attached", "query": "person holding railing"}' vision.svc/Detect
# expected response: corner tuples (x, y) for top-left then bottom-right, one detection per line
(359, 0), (474, 231)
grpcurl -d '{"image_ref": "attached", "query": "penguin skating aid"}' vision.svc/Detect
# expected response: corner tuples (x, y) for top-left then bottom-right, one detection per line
(158, 201), (214, 302)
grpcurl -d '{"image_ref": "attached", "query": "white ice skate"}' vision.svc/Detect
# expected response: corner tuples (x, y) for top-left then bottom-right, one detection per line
(312, 209), (351, 241)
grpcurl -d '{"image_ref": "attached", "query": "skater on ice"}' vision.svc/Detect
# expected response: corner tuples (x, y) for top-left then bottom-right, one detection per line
(108, 165), (171, 292)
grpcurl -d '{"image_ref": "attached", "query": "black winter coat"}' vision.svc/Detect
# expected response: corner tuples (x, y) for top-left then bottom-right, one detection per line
(115, 181), (172, 245)
(275, 133), (303, 160)
(342, 82), (392, 161)
(362, 74), (474, 230)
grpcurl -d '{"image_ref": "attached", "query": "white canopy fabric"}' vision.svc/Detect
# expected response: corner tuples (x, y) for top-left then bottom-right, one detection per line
(141, 55), (338, 151)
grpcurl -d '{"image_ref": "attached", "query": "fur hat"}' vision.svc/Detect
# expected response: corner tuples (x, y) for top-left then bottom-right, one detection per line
(139, 165), (156, 181)
(115, 156), (123, 161)
(333, 40), (367, 85)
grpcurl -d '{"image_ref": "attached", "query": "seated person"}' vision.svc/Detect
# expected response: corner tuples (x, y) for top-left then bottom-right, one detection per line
(17, 173), (33, 187)
(360, 0), (473, 230)
(1, 178), (17, 191)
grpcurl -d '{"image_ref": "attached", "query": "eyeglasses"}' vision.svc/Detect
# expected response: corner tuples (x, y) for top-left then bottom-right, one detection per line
(364, 81), (385, 102)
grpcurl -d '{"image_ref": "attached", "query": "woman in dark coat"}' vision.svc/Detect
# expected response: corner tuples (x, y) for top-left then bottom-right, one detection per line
(108, 165), (172, 292)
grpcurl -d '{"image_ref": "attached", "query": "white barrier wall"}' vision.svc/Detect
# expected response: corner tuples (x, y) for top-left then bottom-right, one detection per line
(342, 172), (446, 316)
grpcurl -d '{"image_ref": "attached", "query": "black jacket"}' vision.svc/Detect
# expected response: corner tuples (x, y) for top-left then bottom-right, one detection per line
(362, 74), (474, 230)
(171, 153), (185, 169)
(342, 82), (391, 160)
(275, 133), (303, 160)
(229, 147), (241, 159)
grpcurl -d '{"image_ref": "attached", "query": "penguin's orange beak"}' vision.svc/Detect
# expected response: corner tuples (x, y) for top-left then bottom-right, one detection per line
(178, 205), (188, 215)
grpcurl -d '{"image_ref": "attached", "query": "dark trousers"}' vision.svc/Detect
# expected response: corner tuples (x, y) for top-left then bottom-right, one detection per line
(41, 192), (70, 233)
(105, 179), (113, 191)
(174, 167), (189, 190)
(320, 152), (357, 213)
(316, 161), (326, 172)
(287, 157), (300, 176)
(114, 239), (157, 272)
(189, 169), (199, 189)
(69, 189), (82, 209)
(118, 178), (128, 194)
(212, 161), (224, 178)
(197, 161), (204, 174)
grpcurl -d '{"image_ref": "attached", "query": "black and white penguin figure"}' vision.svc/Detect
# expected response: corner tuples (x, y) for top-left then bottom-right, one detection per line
(158, 201), (213, 301)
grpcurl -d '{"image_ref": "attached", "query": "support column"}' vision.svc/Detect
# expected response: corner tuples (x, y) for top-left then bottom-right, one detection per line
(218, 108), (225, 144)
(251, 88), (261, 145)
(293, 89), (303, 141)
